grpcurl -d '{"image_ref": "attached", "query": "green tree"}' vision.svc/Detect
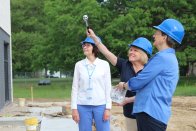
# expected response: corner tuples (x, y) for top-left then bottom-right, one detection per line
(11, 0), (47, 72)
(101, 0), (196, 75)
(43, 0), (110, 71)
(11, 0), (196, 76)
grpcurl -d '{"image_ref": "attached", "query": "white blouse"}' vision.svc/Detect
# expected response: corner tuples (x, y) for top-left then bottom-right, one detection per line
(71, 58), (112, 109)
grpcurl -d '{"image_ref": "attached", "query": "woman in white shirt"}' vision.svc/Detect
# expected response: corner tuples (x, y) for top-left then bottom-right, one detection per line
(71, 37), (112, 131)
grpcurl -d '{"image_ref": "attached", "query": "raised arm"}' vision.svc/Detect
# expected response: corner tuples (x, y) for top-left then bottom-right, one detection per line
(87, 29), (117, 66)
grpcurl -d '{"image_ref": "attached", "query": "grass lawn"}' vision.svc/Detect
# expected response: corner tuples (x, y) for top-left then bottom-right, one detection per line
(13, 78), (73, 99)
(13, 77), (196, 99)
(174, 76), (196, 96)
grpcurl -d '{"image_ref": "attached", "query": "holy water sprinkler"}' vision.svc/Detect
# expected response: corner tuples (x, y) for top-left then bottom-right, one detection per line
(83, 15), (89, 29)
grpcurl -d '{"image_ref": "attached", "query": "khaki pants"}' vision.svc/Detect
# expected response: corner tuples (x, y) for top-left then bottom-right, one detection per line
(125, 117), (137, 131)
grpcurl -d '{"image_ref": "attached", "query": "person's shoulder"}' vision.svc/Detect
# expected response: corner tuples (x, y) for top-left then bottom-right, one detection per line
(75, 59), (85, 66)
(153, 52), (171, 64)
(117, 57), (127, 62)
(97, 58), (109, 65)
(117, 57), (129, 64)
(156, 50), (171, 59)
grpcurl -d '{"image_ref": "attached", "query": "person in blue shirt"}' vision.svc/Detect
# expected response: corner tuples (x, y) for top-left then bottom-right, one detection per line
(87, 29), (152, 131)
(120, 19), (185, 131)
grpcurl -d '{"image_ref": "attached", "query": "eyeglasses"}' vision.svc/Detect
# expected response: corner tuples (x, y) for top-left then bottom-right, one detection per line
(82, 43), (91, 48)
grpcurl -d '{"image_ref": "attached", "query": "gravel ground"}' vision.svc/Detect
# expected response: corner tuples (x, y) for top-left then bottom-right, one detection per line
(0, 97), (196, 131)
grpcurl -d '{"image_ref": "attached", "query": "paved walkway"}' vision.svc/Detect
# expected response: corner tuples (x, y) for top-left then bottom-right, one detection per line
(0, 117), (26, 131)
(0, 116), (78, 131)
(40, 117), (78, 131)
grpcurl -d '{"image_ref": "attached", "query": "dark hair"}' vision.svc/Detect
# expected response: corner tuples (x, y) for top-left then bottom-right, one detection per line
(92, 45), (99, 57)
(161, 32), (177, 48)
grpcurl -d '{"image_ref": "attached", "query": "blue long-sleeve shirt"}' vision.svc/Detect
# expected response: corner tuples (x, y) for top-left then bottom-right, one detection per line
(128, 48), (179, 124)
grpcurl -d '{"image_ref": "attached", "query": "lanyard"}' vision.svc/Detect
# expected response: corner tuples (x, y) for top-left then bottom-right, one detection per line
(85, 63), (96, 89)
(86, 64), (95, 79)
(85, 60), (96, 100)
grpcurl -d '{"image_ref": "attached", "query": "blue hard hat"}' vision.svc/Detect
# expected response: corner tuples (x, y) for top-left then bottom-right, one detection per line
(128, 37), (153, 56)
(153, 19), (185, 44)
(81, 36), (101, 45)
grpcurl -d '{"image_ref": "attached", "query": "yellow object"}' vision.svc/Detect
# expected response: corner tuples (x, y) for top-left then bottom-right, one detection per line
(25, 117), (38, 126)
(24, 117), (38, 131)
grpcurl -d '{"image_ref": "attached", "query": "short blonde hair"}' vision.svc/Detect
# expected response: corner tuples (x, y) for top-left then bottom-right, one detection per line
(128, 48), (149, 65)
(138, 49), (148, 65)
